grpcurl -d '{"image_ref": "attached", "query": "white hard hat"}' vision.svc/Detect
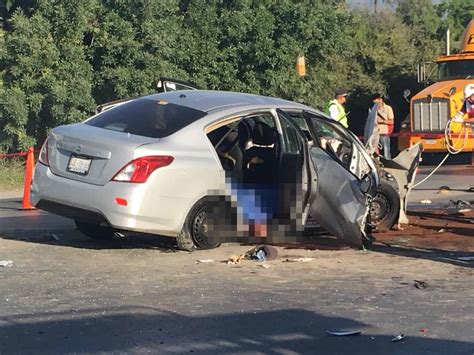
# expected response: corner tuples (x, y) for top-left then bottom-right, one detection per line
(464, 83), (474, 99)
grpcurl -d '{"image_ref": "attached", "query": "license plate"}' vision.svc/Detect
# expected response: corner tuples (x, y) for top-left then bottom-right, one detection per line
(424, 139), (437, 145)
(67, 155), (92, 175)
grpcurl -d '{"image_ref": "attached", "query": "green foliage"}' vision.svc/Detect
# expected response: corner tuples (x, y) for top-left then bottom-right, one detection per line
(0, 0), (468, 150)
(0, 3), (95, 150)
(438, 0), (474, 45)
(395, 0), (443, 61)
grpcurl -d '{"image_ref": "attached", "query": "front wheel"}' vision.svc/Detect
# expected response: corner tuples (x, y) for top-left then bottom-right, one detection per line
(370, 181), (400, 231)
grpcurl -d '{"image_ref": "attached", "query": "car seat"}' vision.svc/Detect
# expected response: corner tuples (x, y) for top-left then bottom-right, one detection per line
(243, 121), (277, 184)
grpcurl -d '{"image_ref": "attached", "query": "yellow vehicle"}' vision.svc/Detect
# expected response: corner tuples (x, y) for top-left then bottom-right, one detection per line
(398, 20), (474, 153)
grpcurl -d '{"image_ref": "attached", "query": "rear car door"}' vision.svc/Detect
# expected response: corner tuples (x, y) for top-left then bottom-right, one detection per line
(301, 111), (378, 247)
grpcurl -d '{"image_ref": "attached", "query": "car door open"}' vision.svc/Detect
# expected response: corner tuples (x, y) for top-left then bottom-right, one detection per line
(301, 111), (378, 247)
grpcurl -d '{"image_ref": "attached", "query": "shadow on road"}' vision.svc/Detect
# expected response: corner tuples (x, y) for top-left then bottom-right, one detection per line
(0, 227), (180, 252)
(1, 198), (473, 267)
(371, 243), (474, 269)
(0, 307), (472, 354)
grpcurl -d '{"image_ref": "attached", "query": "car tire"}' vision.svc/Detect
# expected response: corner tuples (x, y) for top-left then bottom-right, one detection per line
(75, 220), (116, 240)
(177, 200), (223, 251)
(176, 229), (196, 252)
(370, 180), (400, 231)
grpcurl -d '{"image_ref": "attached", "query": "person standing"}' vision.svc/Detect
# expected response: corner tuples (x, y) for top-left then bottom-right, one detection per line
(372, 93), (394, 159)
(327, 89), (349, 128)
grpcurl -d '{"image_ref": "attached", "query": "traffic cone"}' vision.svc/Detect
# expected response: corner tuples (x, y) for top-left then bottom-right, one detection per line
(21, 147), (36, 210)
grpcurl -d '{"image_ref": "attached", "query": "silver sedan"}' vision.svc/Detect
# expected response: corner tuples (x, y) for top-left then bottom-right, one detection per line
(31, 90), (378, 250)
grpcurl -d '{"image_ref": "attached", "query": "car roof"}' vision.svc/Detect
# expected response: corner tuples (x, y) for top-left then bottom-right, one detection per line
(145, 90), (309, 113)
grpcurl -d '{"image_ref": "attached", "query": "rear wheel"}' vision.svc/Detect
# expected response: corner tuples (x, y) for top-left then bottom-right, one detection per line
(176, 200), (223, 251)
(370, 180), (400, 231)
(75, 220), (116, 240)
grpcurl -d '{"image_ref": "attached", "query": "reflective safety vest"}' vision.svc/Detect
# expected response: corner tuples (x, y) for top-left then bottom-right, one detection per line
(327, 99), (348, 128)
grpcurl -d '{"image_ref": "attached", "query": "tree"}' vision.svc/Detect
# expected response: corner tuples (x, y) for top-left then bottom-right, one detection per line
(438, 0), (474, 49)
(88, 0), (189, 104)
(0, 1), (96, 151)
(395, 0), (443, 62)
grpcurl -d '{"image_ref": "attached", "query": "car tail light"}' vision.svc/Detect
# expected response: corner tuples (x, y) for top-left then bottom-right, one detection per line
(112, 156), (174, 183)
(38, 138), (49, 166)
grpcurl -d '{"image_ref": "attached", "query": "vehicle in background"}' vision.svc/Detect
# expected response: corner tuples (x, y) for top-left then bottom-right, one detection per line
(398, 20), (474, 153)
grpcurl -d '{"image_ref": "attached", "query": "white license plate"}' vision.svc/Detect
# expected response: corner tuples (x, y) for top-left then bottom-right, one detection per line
(424, 139), (437, 145)
(67, 155), (92, 175)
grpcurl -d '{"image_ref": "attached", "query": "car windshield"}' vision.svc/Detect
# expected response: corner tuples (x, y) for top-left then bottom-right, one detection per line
(86, 98), (207, 138)
(438, 59), (474, 80)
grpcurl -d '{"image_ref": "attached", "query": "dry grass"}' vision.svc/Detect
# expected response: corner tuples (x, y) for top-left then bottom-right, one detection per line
(0, 158), (25, 192)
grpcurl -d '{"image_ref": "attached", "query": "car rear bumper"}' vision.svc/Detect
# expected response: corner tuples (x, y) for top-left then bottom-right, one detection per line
(31, 163), (189, 237)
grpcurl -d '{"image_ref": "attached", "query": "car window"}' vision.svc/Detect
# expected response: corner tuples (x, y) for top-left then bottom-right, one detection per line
(306, 116), (353, 171)
(206, 111), (279, 173)
(282, 111), (312, 142)
(278, 113), (302, 154)
(86, 98), (207, 138)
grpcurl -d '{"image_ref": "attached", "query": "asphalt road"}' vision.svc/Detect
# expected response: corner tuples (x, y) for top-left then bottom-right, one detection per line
(0, 165), (473, 354)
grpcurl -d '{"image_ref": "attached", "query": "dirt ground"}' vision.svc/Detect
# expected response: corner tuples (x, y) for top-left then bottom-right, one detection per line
(0, 186), (473, 353)
(1, 215), (473, 353)
(375, 209), (474, 253)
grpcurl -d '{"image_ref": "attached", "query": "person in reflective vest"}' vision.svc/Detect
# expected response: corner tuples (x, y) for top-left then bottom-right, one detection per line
(327, 88), (349, 128)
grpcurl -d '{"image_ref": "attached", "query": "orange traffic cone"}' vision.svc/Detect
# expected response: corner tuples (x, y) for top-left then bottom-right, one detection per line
(21, 147), (36, 210)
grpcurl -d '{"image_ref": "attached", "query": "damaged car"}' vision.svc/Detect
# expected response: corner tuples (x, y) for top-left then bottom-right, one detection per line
(102, 79), (423, 233)
(31, 87), (379, 250)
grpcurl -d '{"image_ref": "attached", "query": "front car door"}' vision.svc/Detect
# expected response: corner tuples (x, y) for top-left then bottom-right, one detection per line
(292, 110), (378, 247)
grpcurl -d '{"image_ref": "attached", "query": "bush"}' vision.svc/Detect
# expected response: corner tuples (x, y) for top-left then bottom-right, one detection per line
(0, 157), (24, 191)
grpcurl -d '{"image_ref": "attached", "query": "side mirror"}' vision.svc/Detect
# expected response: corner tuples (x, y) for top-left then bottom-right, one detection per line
(417, 63), (425, 83)
(359, 174), (373, 194)
(157, 79), (165, 92)
(402, 89), (411, 103)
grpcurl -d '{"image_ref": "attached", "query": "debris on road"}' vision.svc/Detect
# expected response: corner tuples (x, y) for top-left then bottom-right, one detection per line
(227, 254), (245, 265)
(0, 260), (13, 267)
(391, 224), (405, 231)
(245, 245), (279, 262)
(326, 330), (362, 336)
(260, 264), (271, 269)
(255, 249), (266, 261)
(413, 280), (429, 289)
(49, 233), (60, 241)
(457, 256), (474, 261)
(437, 186), (451, 194)
(391, 334), (406, 342)
(196, 259), (215, 264)
(283, 257), (315, 263)
(419, 328), (429, 334)
(375, 208), (474, 252)
(420, 199), (432, 204)
(452, 200), (472, 214)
